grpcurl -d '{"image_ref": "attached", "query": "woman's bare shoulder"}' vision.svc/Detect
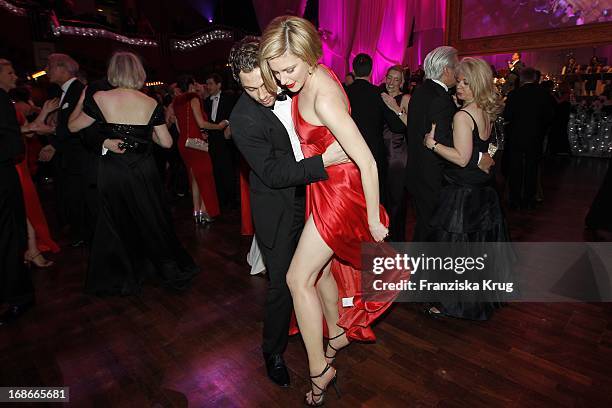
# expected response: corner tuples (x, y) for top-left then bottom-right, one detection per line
(315, 68), (346, 106)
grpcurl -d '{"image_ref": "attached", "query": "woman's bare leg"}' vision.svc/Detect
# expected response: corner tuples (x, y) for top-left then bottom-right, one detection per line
(26, 218), (37, 254)
(286, 215), (337, 402)
(315, 262), (349, 363)
(190, 169), (201, 212)
(24, 218), (52, 266)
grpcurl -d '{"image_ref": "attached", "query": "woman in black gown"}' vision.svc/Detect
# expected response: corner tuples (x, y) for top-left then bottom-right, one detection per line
(68, 52), (198, 295)
(380, 65), (410, 241)
(423, 57), (512, 320)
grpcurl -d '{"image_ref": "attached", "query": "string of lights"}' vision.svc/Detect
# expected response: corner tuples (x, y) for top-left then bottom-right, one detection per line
(51, 24), (158, 47)
(0, 0), (26, 16)
(171, 29), (234, 51)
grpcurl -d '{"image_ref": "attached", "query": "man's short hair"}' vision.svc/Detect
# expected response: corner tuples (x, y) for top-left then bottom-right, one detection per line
(520, 67), (538, 84)
(424, 46), (458, 80)
(228, 39), (260, 83)
(48, 53), (79, 76)
(207, 72), (223, 86)
(352, 54), (373, 77)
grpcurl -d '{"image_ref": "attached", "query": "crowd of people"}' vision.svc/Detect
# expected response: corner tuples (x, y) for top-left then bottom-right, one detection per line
(1, 14), (611, 406)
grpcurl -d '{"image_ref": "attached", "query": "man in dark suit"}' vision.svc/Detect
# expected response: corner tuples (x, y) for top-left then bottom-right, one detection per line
(0, 59), (34, 325)
(39, 53), (89, 246)
(504, 67), (555, 210)
(346, 53), (405, 200)
(503, 52), (526, 95)
(405, 46), (492, 241)
(204, 73), (238, 209)
(228, 39), (348, 387)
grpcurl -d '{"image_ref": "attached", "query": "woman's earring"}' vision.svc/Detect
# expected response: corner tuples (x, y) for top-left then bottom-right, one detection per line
(308, 67), (313, 75)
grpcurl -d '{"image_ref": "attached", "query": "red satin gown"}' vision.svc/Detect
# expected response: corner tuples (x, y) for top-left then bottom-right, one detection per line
(14, 111), (60, 253)
(291, 65), (402, 342)
(239, 158), (254, 235)
(173, 93), (220, 218)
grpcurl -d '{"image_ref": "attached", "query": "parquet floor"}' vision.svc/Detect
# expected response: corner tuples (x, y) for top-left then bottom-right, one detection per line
(1, 156), (611, 407)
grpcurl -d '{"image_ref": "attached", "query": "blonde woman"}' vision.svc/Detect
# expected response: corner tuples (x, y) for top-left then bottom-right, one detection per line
(423, 57), (511, 320)
(68, 52), (199, 295)
(260, 16), (394, 406)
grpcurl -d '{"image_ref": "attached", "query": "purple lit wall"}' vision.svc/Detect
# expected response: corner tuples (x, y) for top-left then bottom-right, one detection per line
(318, 0), (447, 84)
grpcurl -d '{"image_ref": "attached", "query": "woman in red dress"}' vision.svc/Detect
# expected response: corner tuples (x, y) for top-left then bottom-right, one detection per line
(15, 101), (60, 267)
(261, 16), (397, 405)
(172, 76), (227, 223)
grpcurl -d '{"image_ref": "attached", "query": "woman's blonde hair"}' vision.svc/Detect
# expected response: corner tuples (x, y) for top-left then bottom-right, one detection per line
(107, 51), (146, 89)
(259, 15), (322, 93)
(456, 57), (503, 121)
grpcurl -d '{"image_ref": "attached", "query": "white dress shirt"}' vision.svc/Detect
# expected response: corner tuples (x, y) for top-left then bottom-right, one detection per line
(271, 94), (304, 161)
(431, 78), (449, 93)
(210, 92), (221, 122)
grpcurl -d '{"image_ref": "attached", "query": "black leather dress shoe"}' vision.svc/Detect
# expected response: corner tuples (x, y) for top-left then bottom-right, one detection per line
(263, 353), (290, 387)
(0, 302), (33, 327)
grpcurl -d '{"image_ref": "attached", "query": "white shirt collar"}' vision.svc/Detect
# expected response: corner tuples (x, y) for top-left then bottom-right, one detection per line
(431, 79), (448, 92)
(210, 91), (221, 99)
(61, 77), (77, 94)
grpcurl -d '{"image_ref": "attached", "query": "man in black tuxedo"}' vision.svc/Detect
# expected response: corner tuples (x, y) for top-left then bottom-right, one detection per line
(39, 53), (89, 247)
(405, 46), (492, 241)
(503, 67), (555, 210)
(346, 53), (405, 201)
(503, 52), (526, 95)
(204, 73), (238, 209)
(228, 39), (348, 387)
(0, 59), (34, 325)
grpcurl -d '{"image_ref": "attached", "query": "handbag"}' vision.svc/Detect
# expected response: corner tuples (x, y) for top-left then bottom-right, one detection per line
(184, 98), (209, 152)
(185, 137), (208, 152)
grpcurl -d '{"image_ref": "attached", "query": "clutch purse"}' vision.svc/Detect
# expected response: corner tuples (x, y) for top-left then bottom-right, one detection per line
(185, 137), (208, 152)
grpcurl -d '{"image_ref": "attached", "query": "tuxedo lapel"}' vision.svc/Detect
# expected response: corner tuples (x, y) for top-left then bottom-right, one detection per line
(255, 100), (293, 151)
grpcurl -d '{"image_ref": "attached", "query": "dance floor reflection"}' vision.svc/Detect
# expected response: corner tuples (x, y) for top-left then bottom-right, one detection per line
(1, 156), (611, 407)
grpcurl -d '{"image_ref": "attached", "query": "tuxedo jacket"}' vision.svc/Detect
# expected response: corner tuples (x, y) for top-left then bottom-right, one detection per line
(346, 79), (405, 167)
(503, 83), (555, 154)
(230, 93), (328, 249)
(204, 92), (236, 139)
(405, 79), (478, 194)
(50, 79), (87, 173)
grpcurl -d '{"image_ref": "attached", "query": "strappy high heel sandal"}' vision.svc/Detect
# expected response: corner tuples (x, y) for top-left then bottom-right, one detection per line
(325, 330), (350, 364)
(24, 251), (54, 268)
(305, 363), (340, 407)
(199, 211), (215, 224)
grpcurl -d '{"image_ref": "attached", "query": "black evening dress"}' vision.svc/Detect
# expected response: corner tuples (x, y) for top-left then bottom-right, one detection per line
(428, 110), (513, 320)
(83, 93), (199, 295)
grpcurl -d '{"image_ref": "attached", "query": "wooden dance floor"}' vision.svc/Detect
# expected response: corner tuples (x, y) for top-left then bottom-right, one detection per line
(1, 156), (611, 407)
